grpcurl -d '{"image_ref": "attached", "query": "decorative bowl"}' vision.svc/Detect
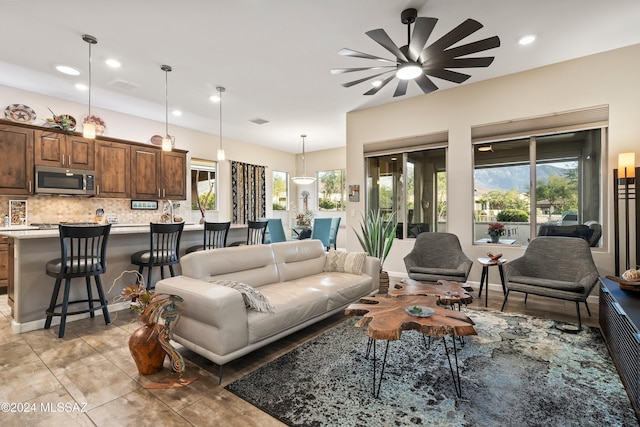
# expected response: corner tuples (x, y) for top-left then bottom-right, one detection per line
(405, 305), (435, 317)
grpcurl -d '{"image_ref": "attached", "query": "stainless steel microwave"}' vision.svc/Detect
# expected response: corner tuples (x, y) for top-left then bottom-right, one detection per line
(35, 165), (96, 195)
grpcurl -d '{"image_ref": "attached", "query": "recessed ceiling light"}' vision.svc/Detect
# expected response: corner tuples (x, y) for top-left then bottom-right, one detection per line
(105, 58), (121, 68)
(75, 83), (88, 91)
(209, 94), (221, 102)
(172, 110), (182, 117)
(55, 65), (80, 76)
(371, 80), (383, 87)
(518, 34), (536, 45)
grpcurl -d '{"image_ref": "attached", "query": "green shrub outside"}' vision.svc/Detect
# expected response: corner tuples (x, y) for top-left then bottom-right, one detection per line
(496, 209), (529, 222)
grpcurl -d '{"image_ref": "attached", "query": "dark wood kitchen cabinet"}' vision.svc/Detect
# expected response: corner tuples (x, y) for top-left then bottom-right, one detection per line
(161, 150), (187, 200)
(95, 140), (131, 198)
(131, 146), (161, 199)
(0, 124), (34, 195)
(34, 130), (95, 170)
(131, 146), (186, 200)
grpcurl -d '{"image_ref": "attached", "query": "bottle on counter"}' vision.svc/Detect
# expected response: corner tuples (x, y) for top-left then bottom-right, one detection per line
(3, 215), (9, 227)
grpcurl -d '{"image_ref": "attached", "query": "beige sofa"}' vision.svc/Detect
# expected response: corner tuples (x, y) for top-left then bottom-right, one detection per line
(155, 239), (379, 373)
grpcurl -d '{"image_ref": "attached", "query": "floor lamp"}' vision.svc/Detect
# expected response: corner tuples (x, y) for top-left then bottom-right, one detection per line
(613, 152), (639, 276)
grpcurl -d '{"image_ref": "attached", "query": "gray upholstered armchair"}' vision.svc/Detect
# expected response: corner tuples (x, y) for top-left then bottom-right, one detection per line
(403, 232), (473, 282)
(501, 236), (599, 331)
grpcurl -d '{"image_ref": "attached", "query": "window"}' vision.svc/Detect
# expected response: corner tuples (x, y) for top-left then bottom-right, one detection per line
(272, 171), (288, 210)
(365, 147), (447, 238)
(190, 158), (217, 212)
(317, 169), (346, 211)
(473, 129), (604, 246)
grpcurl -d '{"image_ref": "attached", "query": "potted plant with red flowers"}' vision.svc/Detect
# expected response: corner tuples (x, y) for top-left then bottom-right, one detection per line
(488, 222), (505, 243)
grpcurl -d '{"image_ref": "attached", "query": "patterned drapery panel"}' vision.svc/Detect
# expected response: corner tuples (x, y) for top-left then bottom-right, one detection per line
(231, 161), (266, 224)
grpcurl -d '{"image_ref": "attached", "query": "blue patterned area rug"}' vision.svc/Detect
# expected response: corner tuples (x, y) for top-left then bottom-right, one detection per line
(225, 309), (638, 426)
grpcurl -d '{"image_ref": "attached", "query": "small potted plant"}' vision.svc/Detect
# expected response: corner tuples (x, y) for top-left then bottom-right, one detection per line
(353, 209), (398, 294)
(488, 222), (505, 243)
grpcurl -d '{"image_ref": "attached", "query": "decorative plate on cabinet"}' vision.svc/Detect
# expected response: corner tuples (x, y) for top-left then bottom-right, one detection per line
(4, 104), (36, 123)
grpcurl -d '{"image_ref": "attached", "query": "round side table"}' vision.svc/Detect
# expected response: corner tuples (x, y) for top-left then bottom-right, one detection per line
(477, 257), (507, 307)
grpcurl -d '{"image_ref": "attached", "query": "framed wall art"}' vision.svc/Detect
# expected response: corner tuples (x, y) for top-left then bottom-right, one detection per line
(9, 200), (27, 225)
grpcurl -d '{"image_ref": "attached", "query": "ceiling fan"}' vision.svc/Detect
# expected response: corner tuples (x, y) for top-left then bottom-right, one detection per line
(332, 8), (500, 97)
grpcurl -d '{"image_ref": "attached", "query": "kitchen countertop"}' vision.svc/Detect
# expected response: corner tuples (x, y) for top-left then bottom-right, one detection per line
(0, 222), (246, 239)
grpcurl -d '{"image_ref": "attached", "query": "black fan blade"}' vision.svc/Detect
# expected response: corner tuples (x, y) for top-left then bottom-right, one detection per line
(366, 28), (408, 62)
(363, 75), (395, 96)
(331, 66), (395, 75)
(408, 17), (437, 61)
(426, 57), (495, 69)
(393, 80), (409, 97)
(441, 36), (501, 59)
(341, 70), (394, 88)
(424, 68), (471, 84)
(414, 74), (438, 94)
(338, 48), (395, 63)
(420, 18), (484, 62)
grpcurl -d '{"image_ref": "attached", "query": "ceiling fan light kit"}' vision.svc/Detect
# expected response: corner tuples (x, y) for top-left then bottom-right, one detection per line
(333, 8), (500, 97)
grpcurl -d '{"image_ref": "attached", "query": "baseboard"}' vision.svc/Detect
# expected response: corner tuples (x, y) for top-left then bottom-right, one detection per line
(10, 301), (130, 334)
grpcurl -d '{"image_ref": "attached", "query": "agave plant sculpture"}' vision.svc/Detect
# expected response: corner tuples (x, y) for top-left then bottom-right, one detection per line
(353, 209), (398, 271)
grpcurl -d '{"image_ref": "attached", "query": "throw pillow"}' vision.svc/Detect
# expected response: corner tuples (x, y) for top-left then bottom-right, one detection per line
(209, 279), (275, 313)
(323, 250), (367, 275)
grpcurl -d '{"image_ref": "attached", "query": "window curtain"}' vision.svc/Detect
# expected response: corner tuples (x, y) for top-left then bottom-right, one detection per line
(231, 161), (266, 224)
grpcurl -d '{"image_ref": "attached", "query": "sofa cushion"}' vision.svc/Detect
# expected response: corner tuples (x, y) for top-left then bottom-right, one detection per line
(246, 284), (328, 343)
(271, 240), (327, 282)
(211, 279), (276, 313)
(508, 275), (585, 292)
(285, 271), (373, 310)
(323, 250), (367, 275)
(181, 244), (280, 287)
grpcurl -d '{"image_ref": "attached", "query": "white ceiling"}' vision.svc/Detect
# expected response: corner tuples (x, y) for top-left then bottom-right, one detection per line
(1, 0), (640, 154)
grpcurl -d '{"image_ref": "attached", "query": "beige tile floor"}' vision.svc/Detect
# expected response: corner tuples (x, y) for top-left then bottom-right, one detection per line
(0, 282), (599, 426)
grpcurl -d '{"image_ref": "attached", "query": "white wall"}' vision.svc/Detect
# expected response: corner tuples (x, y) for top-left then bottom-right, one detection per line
(346, 44), (640, 281)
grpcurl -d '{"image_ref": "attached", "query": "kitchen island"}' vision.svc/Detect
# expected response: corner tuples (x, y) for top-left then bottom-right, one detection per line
(0, 222), (248, 333)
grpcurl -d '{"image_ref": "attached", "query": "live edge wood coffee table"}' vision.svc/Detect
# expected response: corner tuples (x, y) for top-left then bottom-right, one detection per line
(389, 278), (475, 309)
(344, 295), (476, 398)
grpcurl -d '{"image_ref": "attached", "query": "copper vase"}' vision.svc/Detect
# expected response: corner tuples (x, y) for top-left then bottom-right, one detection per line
(129, 323), (166, 375)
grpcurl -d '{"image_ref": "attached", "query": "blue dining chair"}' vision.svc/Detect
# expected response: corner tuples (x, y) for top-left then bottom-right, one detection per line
(329, 217), (341, 250)
(265, 218), (289, 243)
(311, 218), (332, 250)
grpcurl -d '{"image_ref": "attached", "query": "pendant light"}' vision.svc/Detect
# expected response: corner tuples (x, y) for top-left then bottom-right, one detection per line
(161, 64), (173, 152)
(82, 34), (98, 139)
(216, 86), (225, 161)
(292, 134), (315, 185)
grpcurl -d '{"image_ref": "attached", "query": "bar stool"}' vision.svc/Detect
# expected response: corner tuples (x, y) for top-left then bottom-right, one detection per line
(230, 220), (268, 246)
(131, 222), (184, 290)
(185, 221), (230, 253)
(45, 224), (112, 338)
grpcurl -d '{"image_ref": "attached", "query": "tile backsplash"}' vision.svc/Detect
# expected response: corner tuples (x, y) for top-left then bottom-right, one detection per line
(0, 196), (188, 225)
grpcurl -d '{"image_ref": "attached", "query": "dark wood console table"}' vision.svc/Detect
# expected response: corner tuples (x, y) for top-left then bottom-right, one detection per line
(599, 276), (640, 418)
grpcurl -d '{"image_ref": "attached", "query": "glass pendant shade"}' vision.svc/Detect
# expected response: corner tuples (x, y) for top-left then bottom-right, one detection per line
(217, 148), (225, 161)
(162, 137), (172, 152)
(83, 122), (96, 139)
(292, 134), (315, 185)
